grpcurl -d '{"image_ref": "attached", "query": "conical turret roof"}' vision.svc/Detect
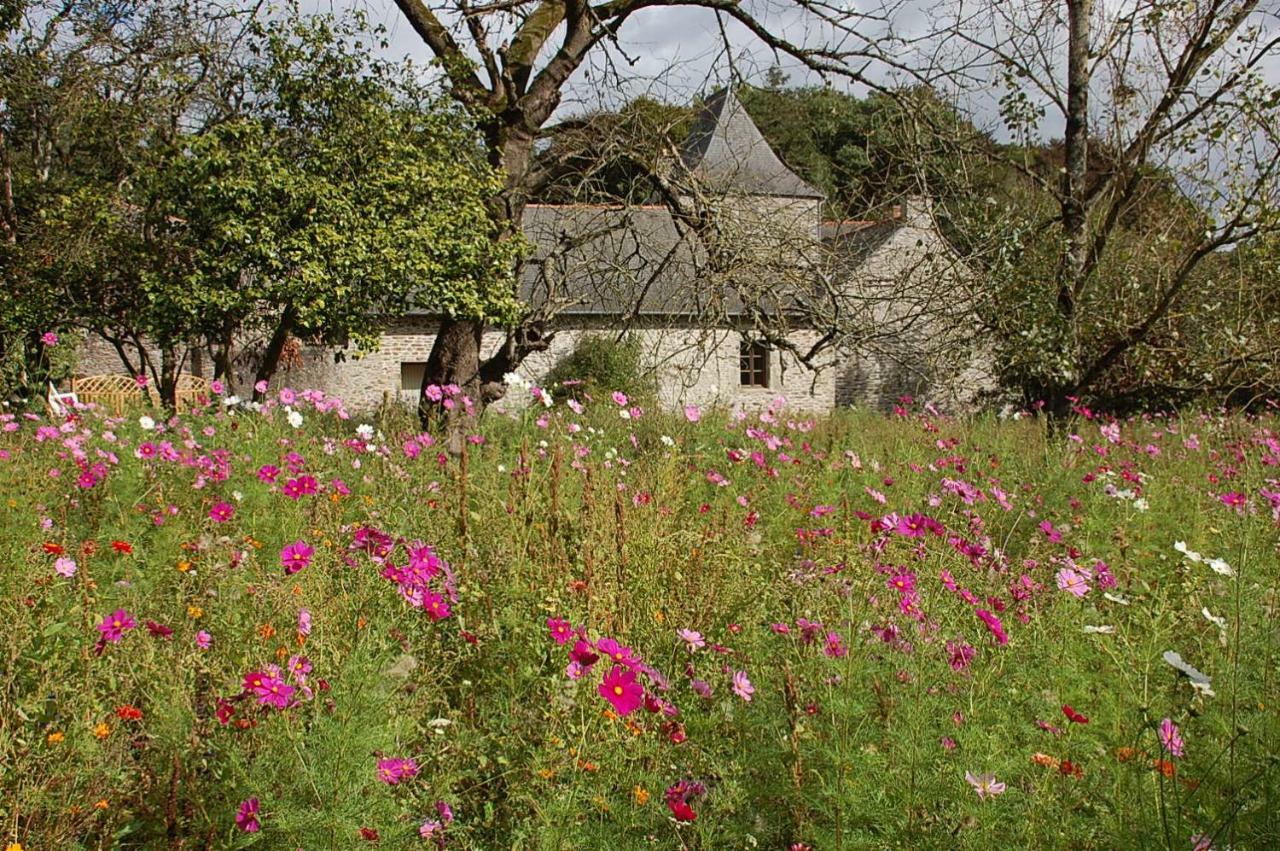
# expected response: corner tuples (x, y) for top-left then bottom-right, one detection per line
(679, 88), (824, 199)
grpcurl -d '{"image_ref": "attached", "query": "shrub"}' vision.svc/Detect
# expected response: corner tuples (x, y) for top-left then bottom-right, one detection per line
(542, 334), (655, 401)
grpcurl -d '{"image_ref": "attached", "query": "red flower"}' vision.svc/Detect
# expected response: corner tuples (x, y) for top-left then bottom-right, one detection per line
(115, 705), (143, 721)
(668, 800), (696, 822)
(1060, 759), (1083, 778)
(1062, 704), (1089, 724)
(359, 827), (380, 841)
(43, 542), (65, 555)
(111, 540), (133, 554)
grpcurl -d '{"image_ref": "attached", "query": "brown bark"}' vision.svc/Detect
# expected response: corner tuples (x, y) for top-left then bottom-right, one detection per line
(252, 304), (296, 401)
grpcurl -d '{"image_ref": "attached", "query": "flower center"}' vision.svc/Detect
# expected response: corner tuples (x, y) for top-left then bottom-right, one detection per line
(613, 686), (624, 696)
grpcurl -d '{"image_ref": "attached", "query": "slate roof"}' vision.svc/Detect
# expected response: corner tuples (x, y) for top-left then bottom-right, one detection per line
(519, 204), (753, 316)
(822, 219), (902, 266)
(679, 88), (825, 199)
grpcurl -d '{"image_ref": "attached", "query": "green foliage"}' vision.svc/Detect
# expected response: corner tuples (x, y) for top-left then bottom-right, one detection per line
(142, 8), (522, 382)
(0, 2), (521, 401)
(542, 334), (655, 400)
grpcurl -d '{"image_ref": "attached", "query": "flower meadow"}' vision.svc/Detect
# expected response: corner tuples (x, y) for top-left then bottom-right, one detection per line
(1, 389), (1278, 850)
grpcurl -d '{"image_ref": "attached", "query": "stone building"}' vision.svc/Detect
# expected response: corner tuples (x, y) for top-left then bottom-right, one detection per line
(77, 88), (991, 413)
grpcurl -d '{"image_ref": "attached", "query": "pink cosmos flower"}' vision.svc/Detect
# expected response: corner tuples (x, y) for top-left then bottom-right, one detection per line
(599, 665), (643, 715)
(209, 501), (234, 523)
(288, 654), (312, 683)
(596, 637), (638, 667)
(280, 540), (314, 575)
(243, 670), (296, 709)
(677, 628), (705, 652)
(422, 591), (451, 621)
(965, 771), (1006, 800)
(195, 630), (212, 649)
(54, 556), (77, 577)
(975, 609), (1009, 645)
(41, 331), (58, 346)
(1056, 568), (1090, 598)
(97, 609), (137, 643)
(235, 798), (261, 832)
(297, 608), (312, 637)
(546, 617), (572, 645)
(376, 756), (419, 785)
(1159, 717), (1185, 757)
(611, 391), (628, 406)
(683, 405), (701, 423)
(732, 670), (755, 702)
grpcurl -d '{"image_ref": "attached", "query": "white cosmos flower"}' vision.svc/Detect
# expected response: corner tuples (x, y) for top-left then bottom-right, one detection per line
(1103, 592), (1130, 605)
(1201, 608), (1227, 630)
(286, 408), (304, 429)
(138, 415), (155, 431)
(1133, 498), (1149, 512)
(1082, 625), (1116, 634)
(356, 423), (375, 441)
(1206, 557), (1234, 576)
(1190, 679), (1217, 698)
(661, 435), (675, 447)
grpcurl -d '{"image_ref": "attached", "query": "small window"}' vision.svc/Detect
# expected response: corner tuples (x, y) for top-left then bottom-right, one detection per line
(739, 340), (770, 387)
(400, 362), (427, 394)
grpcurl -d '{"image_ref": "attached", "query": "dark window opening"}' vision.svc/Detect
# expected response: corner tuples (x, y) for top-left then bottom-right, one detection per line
(739, 340), (770, 387)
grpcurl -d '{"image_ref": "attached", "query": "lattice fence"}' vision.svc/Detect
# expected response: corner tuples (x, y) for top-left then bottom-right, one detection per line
(71, 374), (211, 414)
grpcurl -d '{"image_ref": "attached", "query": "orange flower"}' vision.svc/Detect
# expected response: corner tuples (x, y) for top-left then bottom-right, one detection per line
(258, 623), (276, 640)
(93, 799), (109, 810)
(633, 786), (650, 806)
(1116, 747), (1139, 762)
(93, 722), (111, 740)
(46, 731), (64, 744)
(1152, 759), (1176, 778)
(1031, 752), (1060, 769)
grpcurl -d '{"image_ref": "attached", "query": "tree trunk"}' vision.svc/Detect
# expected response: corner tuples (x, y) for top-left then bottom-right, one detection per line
(252, 305), (296, 401)
(159, 345), (180, 411)
(418, 129), (536, 439)
(419, 317), (484, 452)
(1051, 0), (1093, 419)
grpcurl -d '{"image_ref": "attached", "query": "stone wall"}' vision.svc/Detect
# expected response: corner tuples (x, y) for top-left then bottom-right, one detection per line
(834, 201), (996, 412)
(298, 317), (836, 414)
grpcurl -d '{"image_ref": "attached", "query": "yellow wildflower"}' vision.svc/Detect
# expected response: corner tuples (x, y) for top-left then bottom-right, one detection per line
(187, 605), (203, 619)
(177, 560), (192, 573)
(47, 731), (64, 744)
(93, 722), (110, 740)
(633, 786), (650, 806)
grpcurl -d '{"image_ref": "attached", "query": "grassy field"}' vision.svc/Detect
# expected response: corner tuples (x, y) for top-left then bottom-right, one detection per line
(1, 388), (1277, 849)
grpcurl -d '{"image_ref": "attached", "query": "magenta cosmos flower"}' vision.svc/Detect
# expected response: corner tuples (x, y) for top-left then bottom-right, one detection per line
(376, 756), (419, 785)
(599, 665), (643, 715)
(243, 670), (296, 710)
(209, 501), (235, 523)
(97, 609), (137, 643)
(547, 617), (573, 645)
(235, 798), (261, 832)
(280, 540), (314, 575)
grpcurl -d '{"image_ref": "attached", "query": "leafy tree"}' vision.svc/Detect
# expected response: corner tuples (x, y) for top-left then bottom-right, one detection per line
(143, 10), (521, 401)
